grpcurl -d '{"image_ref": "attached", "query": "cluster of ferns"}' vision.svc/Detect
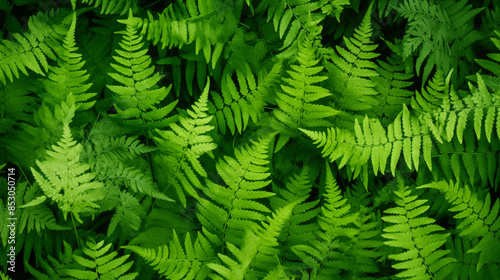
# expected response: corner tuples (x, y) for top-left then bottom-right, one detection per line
(1, 0), (500, 279)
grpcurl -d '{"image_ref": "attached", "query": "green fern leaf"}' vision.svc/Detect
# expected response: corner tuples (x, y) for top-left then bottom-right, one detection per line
(207, 201), (297, 280)
(123, 230), (215, 280)
(419, 180), (500, 271)
(411, 70), (448, 114)
(0, 9), (74, 85)
(209, 61), (282, 135)
(292, 165), (377, 278)
(197, 136), (274, 247)
(372, 51), (414, 119)
(273, 38), (338, 139)
(106, 191), (146, 238)
(398, 0), (483, 83)
(302, 105), (434, 184)
(39, 13), (96, 111)
(65, 238), (138, 280)
(24, 240), (75, 280)
(30, 122), (105, 223)
(153, 81), (216, 207)
(326, 3), (380, 112)
(270, 165), (321, 261)
(0, 77), (37, 134)
(446, 236), (500, 280)
(474, 30), (500, 92)
(107, 12), (178, 134)
(382, 182), (455, 280)
(81, 0), (139, 15)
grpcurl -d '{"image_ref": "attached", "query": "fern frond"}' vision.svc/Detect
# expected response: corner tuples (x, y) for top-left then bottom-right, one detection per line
(302, 104), (433, 180)
(83, 135), (156, 163)
(292, 165), (376, 278)
(128, 206), (196, 249)
(398, 0), (483, 83)
(207, 201), (297, 280)
(106, 191), (146, 238)
(270, 165), (320, 261)
(326, 3), (380, 112)
(411, 70), (448, 114)
(65, 238), (138, 280)
(382, 182), (455, 279)
(24, 240), (75, 280)
(197, 136), (274, 247)
(30, 122), (105, 223)
(123, 230), (215, 280)
(372, 51), (414, 119)
(17, 181), (70, 234)
(255, 0), (331, 58)
(474, 30), (500, 92)
(120, 1), (236, 64)
(0, 77), (37, 134)
(209, 61), (282, 135)
(38, 13), (96, 111)
(0, 9), (74, 85)
(94, 160), (171, 201)
(432, 129), (500, 188)
(446, 236), (500, 280)
(419, 180), (500, 270)
(153, 81), (216, 207)
(107, 12), (178, 134)
(273, 38), (338, 140)
(432, 74), (500, 144)
(0, 271), (11, 280)
(81, 0), (139, 15)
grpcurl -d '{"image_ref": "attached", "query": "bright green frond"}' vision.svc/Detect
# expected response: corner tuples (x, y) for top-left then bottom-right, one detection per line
(123, 230), (215, 280)
(273, 39), (338, 140)
(30, 122), (105, 223)
(65, 238), (138, 280)
(154, 81), (216, 207)
(0, 9), (74, 85)
(108, 13), (178, 134)
(197, 136), (274, 247)
(207, 202), (297, 280)
(382, 182), (455, 280)
(39, 13), (96, 111)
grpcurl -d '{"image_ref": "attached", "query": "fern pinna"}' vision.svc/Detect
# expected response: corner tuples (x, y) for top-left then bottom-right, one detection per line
(3, 0), (500, 279)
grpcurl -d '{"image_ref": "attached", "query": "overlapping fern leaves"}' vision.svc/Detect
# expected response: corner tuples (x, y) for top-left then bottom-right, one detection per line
(39, 13), (96, 112)
(397, 0), (483, 83)
(3, 0), (500, 280)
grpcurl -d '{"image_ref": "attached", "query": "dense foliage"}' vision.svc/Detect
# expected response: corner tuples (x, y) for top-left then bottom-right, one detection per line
(1, 0), (500, 279)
